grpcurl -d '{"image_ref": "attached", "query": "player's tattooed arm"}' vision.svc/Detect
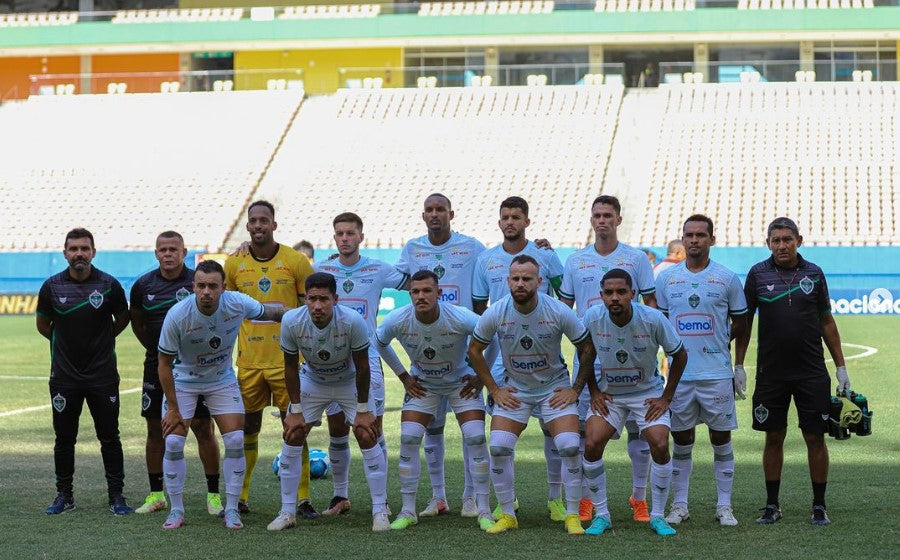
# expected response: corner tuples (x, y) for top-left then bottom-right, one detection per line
(472, 300), (488, 315)
(259, 303), (286, 322)
(551, 337), (599, 409)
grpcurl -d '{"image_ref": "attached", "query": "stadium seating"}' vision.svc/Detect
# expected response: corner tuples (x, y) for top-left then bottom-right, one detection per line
(737, 0), (873, 8)
(111, 8), (244, 24)
(245, 85), (624, 250)
(594, 0), (696, 12)
(630, 82), (898, 247)
(0, 11), (77, 27)
(280, 4), (382, 19)
(0, 91), (302, 251)
(419, 1), (556, 16)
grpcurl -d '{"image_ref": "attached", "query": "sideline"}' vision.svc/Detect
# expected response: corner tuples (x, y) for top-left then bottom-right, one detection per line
(0, 386), (142, 418)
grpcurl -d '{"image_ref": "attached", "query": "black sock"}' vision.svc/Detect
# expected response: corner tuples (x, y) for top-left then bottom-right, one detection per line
(206, 474), (220, 494)
(812, 482), (827, 508)
(149, 472), (164, 493)
(766, 480), (781, 506)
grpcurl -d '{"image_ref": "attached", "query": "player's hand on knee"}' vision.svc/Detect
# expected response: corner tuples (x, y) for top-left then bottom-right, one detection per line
(353, 411), (378, 441)
(459, 375), (483, 399)
(590, 391), (613, 416)
(733, 365), (747, 400)
(643, 397), (670, 422)
(162, 409), (186, 437)
(492, 387), (520, 410)
(835, 365), (851, 395)
(400, 373), (427, 399)
(283, 412), (307, 443)
(549, 386), (577, 409)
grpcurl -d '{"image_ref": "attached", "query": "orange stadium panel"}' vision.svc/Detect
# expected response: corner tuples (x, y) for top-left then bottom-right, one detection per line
(91, 53), (181, 94)
(0, 56), (80, 100)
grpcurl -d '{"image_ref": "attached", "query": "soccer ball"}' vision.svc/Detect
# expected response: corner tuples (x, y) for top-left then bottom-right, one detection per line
(310, 448), (331, 479)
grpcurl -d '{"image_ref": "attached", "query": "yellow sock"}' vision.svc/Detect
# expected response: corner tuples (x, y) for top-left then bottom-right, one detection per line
(298, 445), (311, 502)
(240, 432), (259, 503)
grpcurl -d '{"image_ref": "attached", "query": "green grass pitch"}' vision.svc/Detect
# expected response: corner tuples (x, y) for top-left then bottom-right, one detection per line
(0, 314), (896, 559)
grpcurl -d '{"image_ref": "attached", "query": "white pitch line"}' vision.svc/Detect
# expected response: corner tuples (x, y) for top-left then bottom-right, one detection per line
(0, 386), (142, 418)
(826, 342), (878, 363)
(0, 375), (50, 380)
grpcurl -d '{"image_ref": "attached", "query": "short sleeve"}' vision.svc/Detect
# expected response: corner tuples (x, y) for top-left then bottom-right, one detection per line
(129, 277), (144, 311)
(395, 244), (411, 275)
(471, 253), (490, 301)
(727, 273), (748, 316)
(635, 253), (656, 296)
(279, 313), (299, 355)
(817, 269), (831, 313)
(654, 271), (669, 313)
(472, 305), (499, 344)
(460, 307), (480, 334)
(36, 280), (53, 318)
(560, 304), (590, 345)
(382, 262), (408, 291)
(375, 309), (397, 347)
(295, 251), (314, 298)
(224, 257), (238, 291)
(349, 312), (371, 352)
(239, 292), (265, 320)
(157, 311), (179, 355)
(743, 267), (758, 315)
(655, 312), (684, 356)
(108, 278), (128, 315)
(544, 250), (565, 282)
(558, 256), (576, 300)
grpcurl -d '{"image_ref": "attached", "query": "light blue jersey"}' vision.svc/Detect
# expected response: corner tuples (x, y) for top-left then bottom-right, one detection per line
(376, 302), (478, 391)
(655, 260), (747, 381)
(280, 305), (371, 385)
(158, 291), (264, 389)
(472, 241), (564, 303)
(473, 293), (589, 395)
(559, 242), (655, 316)
(583, 303), (683, 396)
(396, 231), (485, 310)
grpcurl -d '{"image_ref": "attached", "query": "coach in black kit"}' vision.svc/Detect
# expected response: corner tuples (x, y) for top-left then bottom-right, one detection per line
(36, 228), (133, 515)
(735, 217), (851, 527)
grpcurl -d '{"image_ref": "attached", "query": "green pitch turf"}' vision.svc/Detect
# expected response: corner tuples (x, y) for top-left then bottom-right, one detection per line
(0, 315), (895, 559)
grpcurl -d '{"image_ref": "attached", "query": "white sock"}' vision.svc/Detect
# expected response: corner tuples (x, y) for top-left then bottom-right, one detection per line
(628, 431), (650, 500)
(278, 442), (303, 513)
(424, 426), (446, 501)
(378, 431), (389, 484)
(398, 421), (425, 516)
(712, 442), (735, 508)
(361, 444), (388, 514)
(461, 420), (490, 515)
(581, 457), (609, 517)
(163, 434), (187, 512)
(489, 430), (518, 515)
(329, 435), (351, 498)
(580, 436), (590, 502)
(671, 442), (693, 507)
(461, 439), (474, 500)
(553, 431), (582, 515)
(222, 430), (246, 512)
(650, 459), (673, 518)
(544, 433), (563, 501)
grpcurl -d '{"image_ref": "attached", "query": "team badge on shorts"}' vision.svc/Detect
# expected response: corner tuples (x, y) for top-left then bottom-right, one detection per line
(520, 335), (533, 350)
(142, 392), (151, 411)
(258, 276), (272, 294)
(52, 393), (66, 412)
(424, 347), (436, 359)
(89, 290), (104, 309)
(616, 349), (629, 364)
(689, 293), (700, 309)
(209, 335), (222, 349)
(318, 349), (331, 361)
(343, 278), (354, 294)
(754, 403), (769, 423)
(176, 287), (190, 301)
(800, 276), (814, 295)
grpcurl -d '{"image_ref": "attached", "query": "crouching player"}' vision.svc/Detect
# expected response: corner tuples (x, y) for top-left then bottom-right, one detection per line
(580, 269), (687, 537)
(268, 272), (390, 532)
(375, 270), (496, 531)
(157, 260), (287, 530)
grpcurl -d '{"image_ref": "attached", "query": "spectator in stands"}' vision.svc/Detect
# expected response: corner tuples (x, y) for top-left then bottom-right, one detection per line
(37, 228), (134, 516)
(653, 240), (686, 279)
(638, 63), (658, 88)
(293, 240), (315, 264)
(642, 248), (659, 268)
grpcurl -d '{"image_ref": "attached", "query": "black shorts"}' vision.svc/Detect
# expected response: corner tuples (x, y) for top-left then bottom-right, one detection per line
(141, 362), (210, 420)
(752, 375), (830, 434)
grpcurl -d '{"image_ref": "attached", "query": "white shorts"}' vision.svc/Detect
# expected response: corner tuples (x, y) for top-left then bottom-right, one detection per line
(164, 382), (244, 419)
(578, 387), (641, 437)
(587, 390), (670, 436)
(670, 378), (738, 432)
(403, 382), (485, 417)
(302, 376), (376, 426)
(326, 355), (385, 417)
(491, 383), (579, 426)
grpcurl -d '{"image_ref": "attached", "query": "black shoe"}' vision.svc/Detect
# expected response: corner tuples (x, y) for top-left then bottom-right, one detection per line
(811, 506), (830, 526)
(109, 494), (134, 515)
(297, 500), (320, 520)
(45, 492), (75, 515)
(756, 504), (783, 524)
(238, 500), (250, 515)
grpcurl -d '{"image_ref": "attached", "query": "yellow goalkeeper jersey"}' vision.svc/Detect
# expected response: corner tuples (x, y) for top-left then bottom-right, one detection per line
(224, 243), (313, 369)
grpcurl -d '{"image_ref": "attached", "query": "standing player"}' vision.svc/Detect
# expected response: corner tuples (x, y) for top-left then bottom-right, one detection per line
(376, 270), (494, 531)
(735, 217), (850, 526)
(314, 212), (407, 516)
(224, 200), (317, 518)
(655, 215), (747, 527)
(468, 255), (599, 535)
(559, 195), (657, 522)
(131, 231), (223, 516)
(472, 196), (568, 521)
(581, 269), (687, 537)
(158, 260), (286, 530)
(396, 193), (486, 517)
(267, 273), (390, 532)
(37, 228), (133, 515)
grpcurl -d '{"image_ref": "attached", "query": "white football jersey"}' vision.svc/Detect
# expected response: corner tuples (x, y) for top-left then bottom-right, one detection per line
(280, 304), (371, 385)
(473, 293), (589, 394)
(559, 242), (655, 316)
(655, 260), (747, 381)
(158, 291), (264, 389)
(314, 256), (407, 331)
(583, 303), (683, 396)
(396, 231), (485, 310)
(376, 302), (478, 390)
(472, 241), (564, 303)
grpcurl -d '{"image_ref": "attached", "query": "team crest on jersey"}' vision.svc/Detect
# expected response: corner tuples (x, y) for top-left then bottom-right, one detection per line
(689, 293), (700, 309)
(433, 264), (445, 279)
(754, 404), (769, 423)
(616, 349), (629, 364)
(258, 275), (272, 294)
(52, 393), (66, 412)
(89, 290), (104, 309)
(343, 278), (354, 294)
(209, 336), (222, 349)
(141, 392), (151, 411)
(519, 335), (534, 350)
(318, 349), (331, 361)
(424, 347), (436, 359)
(799, 276), (814, 295)
(176, 287), (191, 301)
